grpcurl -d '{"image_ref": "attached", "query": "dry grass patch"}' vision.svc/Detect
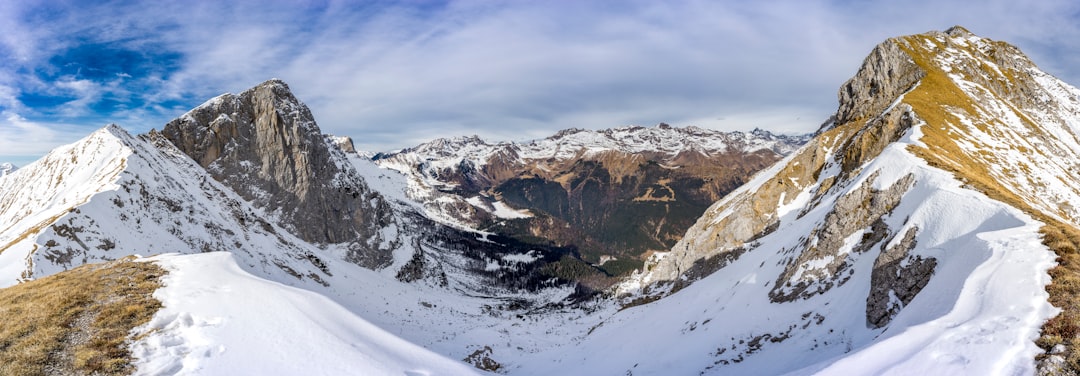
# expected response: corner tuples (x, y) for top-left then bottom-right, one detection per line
(1039, 222), (1080, 369)
(892, 32), (1080, 372)
(0, 256), (165, 375)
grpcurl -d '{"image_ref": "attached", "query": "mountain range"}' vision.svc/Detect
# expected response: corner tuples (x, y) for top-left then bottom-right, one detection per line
(1, 26), (1079, 375)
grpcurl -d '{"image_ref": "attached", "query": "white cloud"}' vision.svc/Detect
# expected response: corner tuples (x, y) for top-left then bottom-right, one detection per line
(4, 0), (1080, 161)
(0, 111), (87, 165)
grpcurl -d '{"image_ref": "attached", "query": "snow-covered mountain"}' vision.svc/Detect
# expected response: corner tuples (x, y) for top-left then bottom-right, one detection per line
(371, 124), (810, 278)
(0, 162), (15, 178)
(3, 26), (1080, 375)
(0, 81), (610, 373)
(595, 26), (1080, 374)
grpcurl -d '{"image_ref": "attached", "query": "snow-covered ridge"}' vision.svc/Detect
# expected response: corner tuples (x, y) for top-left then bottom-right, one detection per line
(0, 125), (134, 283)
(379, 124), (809, 170)
(594, 27), (1075, 374)
(132, 252), (483, 376)
(368, 123), (810, 228)
(897, 26), (1080, 225)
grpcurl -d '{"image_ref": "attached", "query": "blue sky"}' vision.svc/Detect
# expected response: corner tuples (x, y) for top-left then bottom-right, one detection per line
(3, 0), (1080, 166)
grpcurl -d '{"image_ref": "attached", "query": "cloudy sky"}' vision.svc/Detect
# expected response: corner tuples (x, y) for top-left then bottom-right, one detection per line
(2, 0), (1080, 166)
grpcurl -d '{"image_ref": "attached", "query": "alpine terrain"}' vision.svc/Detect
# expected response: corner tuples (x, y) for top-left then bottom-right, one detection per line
(1, 26), (1079, 376)
(373, 125), (808, 278)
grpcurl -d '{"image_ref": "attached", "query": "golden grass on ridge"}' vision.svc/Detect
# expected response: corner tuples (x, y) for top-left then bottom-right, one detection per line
(0, 257), (165, 375)
(895, 32), (1080, 371)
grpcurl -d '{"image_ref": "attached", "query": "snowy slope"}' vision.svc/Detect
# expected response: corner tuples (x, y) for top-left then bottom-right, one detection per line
(0, 123), (603, 373)
(582, 26), (1076, 375)
(0, 125), (337, 289)
(0, 114), (603, 373)
(523, 130), (1056, 375)
(131, 252), (484, 376)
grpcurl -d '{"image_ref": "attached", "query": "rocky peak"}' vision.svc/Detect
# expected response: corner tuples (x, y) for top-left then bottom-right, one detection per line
(944, 25), (973, 37)
(625, 26), (1080, 297)
(160, 79), (396, 250)
(835, 39), (925, 125)
(329, 135), (357, 154)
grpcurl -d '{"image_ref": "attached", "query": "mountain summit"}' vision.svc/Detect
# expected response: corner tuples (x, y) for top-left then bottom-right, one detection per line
(161, 79), (397, 247)
(595, 26), (1080, 375)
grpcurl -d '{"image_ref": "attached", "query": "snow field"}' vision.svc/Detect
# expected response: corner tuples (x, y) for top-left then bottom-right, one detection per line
(131, 252), (485, 376)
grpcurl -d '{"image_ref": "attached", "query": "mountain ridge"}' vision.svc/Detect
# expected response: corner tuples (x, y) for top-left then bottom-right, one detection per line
(371, 123), (810, 276)
(1, 26), (1079, 375)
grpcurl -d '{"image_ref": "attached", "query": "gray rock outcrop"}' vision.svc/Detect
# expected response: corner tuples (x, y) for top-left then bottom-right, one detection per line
(160, 79), (397, 256)
(866, 227), (936, 328)
(835, 40), (925, 126)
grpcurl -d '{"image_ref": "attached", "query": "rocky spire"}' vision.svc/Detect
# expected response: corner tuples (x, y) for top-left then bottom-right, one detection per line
(160, 79), (395, 249)
(834, 39), (925, 126)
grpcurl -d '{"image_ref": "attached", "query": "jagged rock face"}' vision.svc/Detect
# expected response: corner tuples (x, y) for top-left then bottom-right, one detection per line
(835, 40), (925, 125)
(866, 226), (934, 328)
(161, 79), (394, 248)
(768, 172), (915, 303)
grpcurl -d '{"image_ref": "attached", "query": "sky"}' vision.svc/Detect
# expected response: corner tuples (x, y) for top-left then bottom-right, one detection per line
(2, 0), (1080, 166)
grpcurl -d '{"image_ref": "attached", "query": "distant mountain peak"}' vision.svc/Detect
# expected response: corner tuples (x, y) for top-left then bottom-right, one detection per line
(0, 162), (18, 177)
(944, 25), (973, 37)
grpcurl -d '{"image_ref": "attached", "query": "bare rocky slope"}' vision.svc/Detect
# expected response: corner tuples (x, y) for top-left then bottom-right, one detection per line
(160, 80), (400, 267)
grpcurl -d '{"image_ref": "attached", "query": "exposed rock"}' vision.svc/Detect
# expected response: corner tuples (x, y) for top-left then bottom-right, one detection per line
(866, 227), (936, 328)
(769, 172), (915, 302)
(835, 40), (925, 126)
(463, 346), (502, 372)
(160, 79), (397, 252)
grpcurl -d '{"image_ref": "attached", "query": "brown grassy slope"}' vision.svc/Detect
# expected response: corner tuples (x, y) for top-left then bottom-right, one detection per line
(0, 257), (165, 375)
(895, 34), (1080, 370)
